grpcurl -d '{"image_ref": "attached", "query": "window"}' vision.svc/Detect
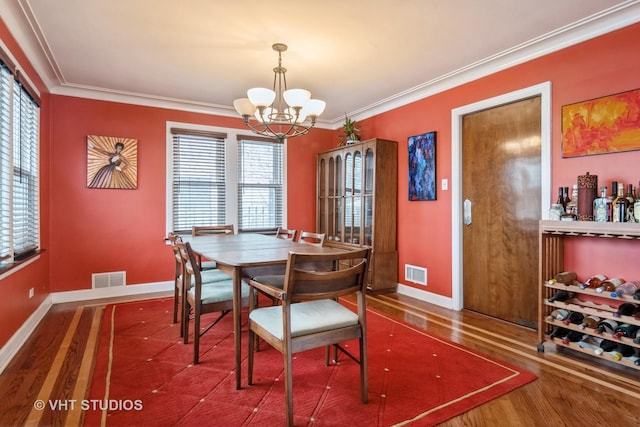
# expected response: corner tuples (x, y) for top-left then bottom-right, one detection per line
(167, 124), (286, 234)
(0, 60), (40, 269)
(237, 136), (284, 231)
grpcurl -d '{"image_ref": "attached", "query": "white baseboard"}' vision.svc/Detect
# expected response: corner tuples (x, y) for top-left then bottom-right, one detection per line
(50, 281), (173, 304)
(396, 283), (456, 310)
(0, 294), (53, 374)
(0, 281), (173, 375)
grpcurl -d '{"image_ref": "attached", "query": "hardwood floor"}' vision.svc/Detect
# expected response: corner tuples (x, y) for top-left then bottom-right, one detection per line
(1, 291), (639, 426)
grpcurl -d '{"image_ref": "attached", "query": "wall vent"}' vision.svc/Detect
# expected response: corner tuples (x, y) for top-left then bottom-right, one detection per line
(92, 271), (126, 289)
(405, 264), (427, 286)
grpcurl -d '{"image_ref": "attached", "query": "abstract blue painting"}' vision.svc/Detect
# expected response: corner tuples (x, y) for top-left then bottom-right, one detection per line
(408, 131), (436, 201)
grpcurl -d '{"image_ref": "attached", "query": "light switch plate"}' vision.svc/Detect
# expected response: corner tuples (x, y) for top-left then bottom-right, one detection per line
(441, 179), (448, 191)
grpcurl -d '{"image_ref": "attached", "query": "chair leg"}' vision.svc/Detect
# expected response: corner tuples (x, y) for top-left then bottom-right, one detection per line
(248, 327), (255, 385)
(284, 350), (294, 427)
(360, 336), (368, 404)
(173, 283), (179, 324)
(183, 299), (190, 344)
(193, 301), (201, 365)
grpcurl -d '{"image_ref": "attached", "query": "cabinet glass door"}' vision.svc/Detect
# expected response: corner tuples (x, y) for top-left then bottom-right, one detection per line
(363, 149), (374, 246)
(344, 153), (353, 243)
(353, 151), (362, 244)
(318, 158), (326, 235)
(334, 155), (343, 242)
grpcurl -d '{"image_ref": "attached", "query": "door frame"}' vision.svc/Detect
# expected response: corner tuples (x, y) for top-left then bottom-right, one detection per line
(450, 82), (552, 310)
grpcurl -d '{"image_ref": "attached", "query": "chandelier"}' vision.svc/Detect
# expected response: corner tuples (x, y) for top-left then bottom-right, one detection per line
(233, 43), (326, 141)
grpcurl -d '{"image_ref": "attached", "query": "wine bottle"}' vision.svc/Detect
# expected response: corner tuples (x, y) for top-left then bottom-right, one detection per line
(612, 323), (639, 340)
(612, 183), (629, 222)
(556, 186), (565, 210)
(551, 271), (577, 284)
(562, 311), (584, 326)
(593, 186), (611, 222)
(579, 274), (607, 290)
(610, 280), (639, 298)
(566, 184), (578, 217)
(613, 302), (640, 318)
(617, 343), (635, 358)
(633, 328), (640, 344)
(596, 318), (618, 334)
(595, 278), (625, 293)
(561, 330), (585, 345)
(626, 183), (635, 222)
(547, 326), (570, 339)
(578, 315), (601, 330)
(548, 290), (576, 303)
(578, 339), (605, 355)
(547, 309), (570, 322)
(634, 289), (640, 301)
(634, 181), (640, 223)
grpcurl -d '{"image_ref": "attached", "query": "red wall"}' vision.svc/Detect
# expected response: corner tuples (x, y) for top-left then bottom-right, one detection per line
(2, 19), (640, 348)
(47, 97), (334, 292)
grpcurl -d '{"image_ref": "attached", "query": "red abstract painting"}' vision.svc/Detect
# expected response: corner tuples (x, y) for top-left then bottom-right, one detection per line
(562, 88), (640, 157)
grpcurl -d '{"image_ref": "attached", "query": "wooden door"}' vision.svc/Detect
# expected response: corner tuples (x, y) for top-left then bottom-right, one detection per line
(462, 96), (541, 327)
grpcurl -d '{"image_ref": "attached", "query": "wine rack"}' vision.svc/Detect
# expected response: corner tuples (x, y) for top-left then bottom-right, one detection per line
(538, 220), (640, 370)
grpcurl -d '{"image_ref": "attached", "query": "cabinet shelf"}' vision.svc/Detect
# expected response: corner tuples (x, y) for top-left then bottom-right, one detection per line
(538, 220), (640, 372)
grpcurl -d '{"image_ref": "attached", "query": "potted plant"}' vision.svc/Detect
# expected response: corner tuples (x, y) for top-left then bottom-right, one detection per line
(339, 114), (360, 146)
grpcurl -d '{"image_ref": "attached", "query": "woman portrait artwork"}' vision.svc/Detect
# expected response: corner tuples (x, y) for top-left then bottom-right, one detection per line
(87, 135), (138, 189)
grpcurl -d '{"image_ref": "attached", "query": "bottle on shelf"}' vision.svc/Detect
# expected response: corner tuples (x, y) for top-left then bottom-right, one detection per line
(547, 326), (570, 339)
(595, 278), (625, 294)
(548, 290), (576, 303)
(633, 328), (640, 344)
(612, 323), (639, 340)
(613, 302), (640, 318)
(586, 336), (627, 360)
(634, 181), (640, 223)
(562, 311), (584, 326)
(626, 183), (635, 222)
(612, 183), (629, 222)
(634, 289), (640, 301)
(547, 308), (570, 322)
(550, 271), (577, 284)
(579, 274), (607, 290)
(610, 280), (639, 298)
(566, 184), (578, 217)
(593, 186), (611, 222)
(596, 318), (619, 334)
(556, 187), (566, 211)
(616, 343), (635, 358)
(561, 330), (585, 345)
(578, 315), (601, 330)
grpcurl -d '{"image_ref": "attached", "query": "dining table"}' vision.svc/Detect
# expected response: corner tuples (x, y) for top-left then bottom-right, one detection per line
(182, 232), (345, 389)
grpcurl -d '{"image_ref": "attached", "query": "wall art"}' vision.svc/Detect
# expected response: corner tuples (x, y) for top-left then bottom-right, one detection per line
(562, 88), (640, 157)
(408, 131), (436, 201)
(87, 135), (138, 189)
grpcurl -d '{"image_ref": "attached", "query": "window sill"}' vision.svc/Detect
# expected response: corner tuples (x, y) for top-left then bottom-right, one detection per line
(0, 249), (45, 280)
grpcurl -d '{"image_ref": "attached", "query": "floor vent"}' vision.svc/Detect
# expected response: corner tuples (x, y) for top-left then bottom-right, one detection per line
(405, 264), (427, 286)
(92, 271), (126, 289)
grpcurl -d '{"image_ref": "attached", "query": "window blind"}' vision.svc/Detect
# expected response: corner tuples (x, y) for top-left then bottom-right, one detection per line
(237, 136), (283, 231)
(0, 60), (40, 264)
(0, 65), (11, 261)
(171, 129), (227, 232)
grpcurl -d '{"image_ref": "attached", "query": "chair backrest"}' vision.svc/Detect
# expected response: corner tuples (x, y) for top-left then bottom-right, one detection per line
(192, 224), (235, 236)
(283, 248), (370, 302)
(167, 233), (184, 274)
(275, 227), (297, 241)
(298, 231), (325, 246)
(176, 241), (200, 290)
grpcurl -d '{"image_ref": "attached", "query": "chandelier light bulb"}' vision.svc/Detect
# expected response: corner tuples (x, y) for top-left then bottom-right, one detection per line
(247, 88), (276, 107)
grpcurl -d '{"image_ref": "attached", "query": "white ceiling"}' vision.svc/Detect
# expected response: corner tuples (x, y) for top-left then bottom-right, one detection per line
(1, 0), (639, 127)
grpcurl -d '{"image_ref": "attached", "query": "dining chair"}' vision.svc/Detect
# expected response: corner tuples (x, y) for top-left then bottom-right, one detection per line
(191, 224), (235, 269)
(298, 230), (325, 246)
(167, 233), (232, 335)
(247, 247), (371, 427)
(177, 240), (250, 364)
(275, 227), (297, 241)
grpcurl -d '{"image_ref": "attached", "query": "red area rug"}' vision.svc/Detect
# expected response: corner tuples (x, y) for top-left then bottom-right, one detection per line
(84, 298), (536, 426)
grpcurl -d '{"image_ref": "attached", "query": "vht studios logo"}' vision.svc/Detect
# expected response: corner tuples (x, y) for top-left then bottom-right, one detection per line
(33, 399), (143, 411)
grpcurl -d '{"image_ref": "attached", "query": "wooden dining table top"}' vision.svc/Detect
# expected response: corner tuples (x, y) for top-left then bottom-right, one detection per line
(183, 232), (343, 267)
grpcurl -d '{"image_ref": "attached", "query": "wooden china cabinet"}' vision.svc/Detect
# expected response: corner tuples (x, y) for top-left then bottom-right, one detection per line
(316, 138), (398, 293)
